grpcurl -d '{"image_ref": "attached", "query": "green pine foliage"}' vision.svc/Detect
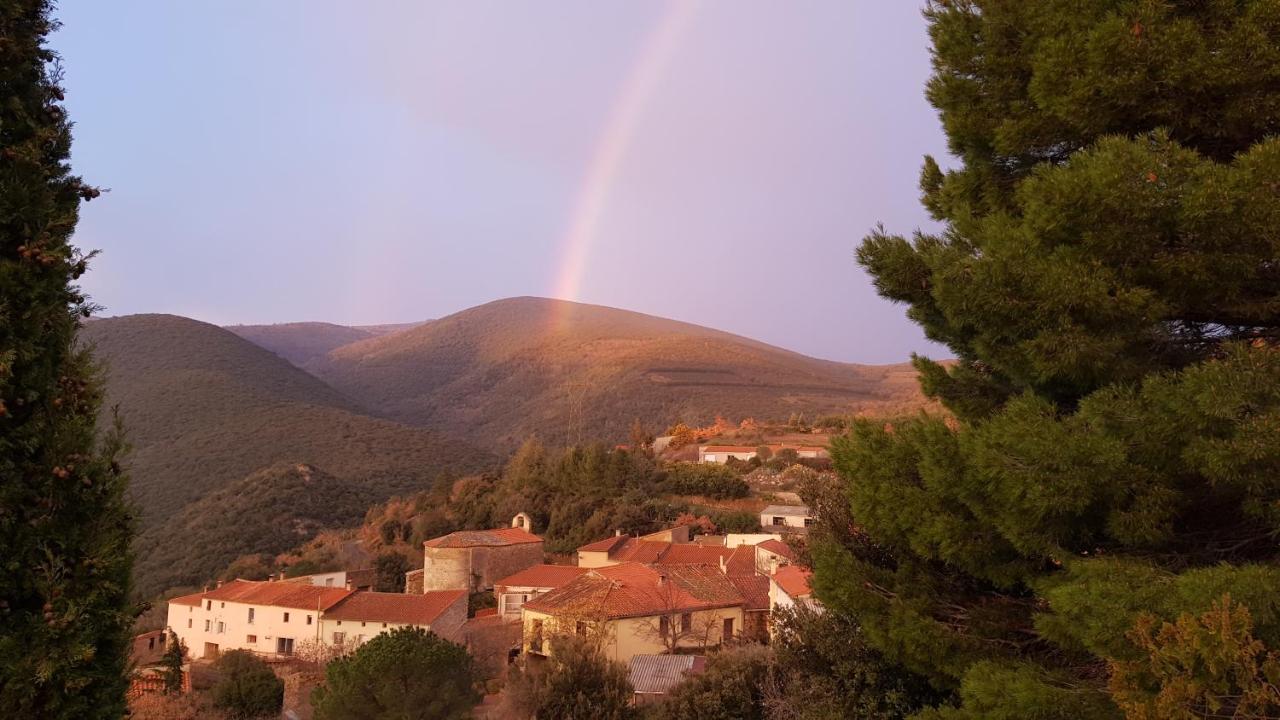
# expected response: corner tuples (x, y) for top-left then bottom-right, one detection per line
(820, 2), (1280, 718)
(0, 1), (134, 717)
(160, 634), (185, 694)
(662, 462), (751, 499)
(507, 635), (634, 720)
(312, 627), (478, 720)
(654, 645), (772, 720)
(211, 650), (284, 720)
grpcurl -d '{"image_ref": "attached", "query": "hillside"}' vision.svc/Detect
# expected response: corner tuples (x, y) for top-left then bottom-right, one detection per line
(308, 297), (936, 447)
(133, 463), (372, 597)
(224, 321), (376, 366)
(80, 315), (492, 526)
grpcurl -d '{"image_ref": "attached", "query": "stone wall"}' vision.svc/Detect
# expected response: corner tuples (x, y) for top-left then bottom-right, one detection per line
(423, 546), (471, 592)
(474, 542), (544, 591)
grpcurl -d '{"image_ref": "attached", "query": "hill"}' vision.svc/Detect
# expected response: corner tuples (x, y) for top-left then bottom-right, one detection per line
(80, 314), (492, 528)
(224, 321), (376, 366)
(133, 463), (372, 597)
(308, 297), (936, 447)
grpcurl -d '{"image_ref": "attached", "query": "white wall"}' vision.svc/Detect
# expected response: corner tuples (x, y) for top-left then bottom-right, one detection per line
(168, 598), (322, 660)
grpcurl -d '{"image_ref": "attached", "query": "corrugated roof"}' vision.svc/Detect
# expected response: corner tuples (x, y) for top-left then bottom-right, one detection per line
(424, 527), (542, 548)
(324, 590), (465, 626)
(760, 504), (811, 517)
(629, 654), (706, 694)
(495, 564), (590, 589)
(524, 563), (745, 620)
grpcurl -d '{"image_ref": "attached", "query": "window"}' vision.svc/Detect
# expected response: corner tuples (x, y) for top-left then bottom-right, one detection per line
(659, 616), (670, 638)
(772, 516), (785, 526)
(575, 621), (587, 637)
(276, 637), (294, 656)
(332, 632), (345, 644)
(324, 578), (334, 587)
(247, 608), (255, 624)
(306, 615), (312, 625)
(216, 621), (225, 634)
(219, 602), (224, 609)
(722, 618), (734, 639)
(804, 517), (815, 527)
(206, 600), (211, 611)
(530, 620), (544, 653)
(680, 613), (692, 633)
(187, 619), (192, 629)
(283, 612), (290, 622)
(204, 620), (210, 632)
(382, 623), (387, 628)
(246, 635), (256, 644)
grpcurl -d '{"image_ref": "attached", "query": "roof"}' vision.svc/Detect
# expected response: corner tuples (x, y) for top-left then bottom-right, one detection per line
(723, 545), (758, 577)
(424, 527), (542, 548)
(524, 563), (745, 620)
(578, 535), (631, 553)
(756, 539), (796, 561)
(168, 591), (205, 607)
(730, 575), (771, 611)
(699, 445), (760, 453)
(629, 654), (707, 694)
(760, 504), (811, 517)
(324, 590), (466, 626)
(577, 537), (731, 566)
(773, 565), (813, 599)
(653, 544), (732, 566)
(495, 564), (590, 589)
(131, 630), (169, 667)
(199, 580), (353, 611)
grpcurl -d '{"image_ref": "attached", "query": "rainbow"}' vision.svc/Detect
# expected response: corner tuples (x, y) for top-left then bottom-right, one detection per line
(550, 1), (698, 310)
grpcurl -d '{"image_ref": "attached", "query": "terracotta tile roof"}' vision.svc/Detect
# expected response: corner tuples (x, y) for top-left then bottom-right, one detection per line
(578, 535), (631, 553)
(200, 580), (353, 611)
(324, 590), (465, 626)
(495, 564), (590, 589)
(524, 563), (745, 620)
(168, 591), (205, 607)
(756, 539), (796, 561)
(654, 544), (731, 566)
(773, 565), (813, 599)
(607, 539), (668, 564)
(424, 527), (542, 548)
(730, 575), (771, 611)
(723, 545), (758, 577)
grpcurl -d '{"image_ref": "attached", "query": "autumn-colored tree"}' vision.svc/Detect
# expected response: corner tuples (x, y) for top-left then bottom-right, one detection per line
(667, 423), (697, 449)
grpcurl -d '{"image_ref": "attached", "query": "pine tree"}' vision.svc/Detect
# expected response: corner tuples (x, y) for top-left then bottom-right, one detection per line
(0, 1), (134, 717)
(818, 2), (1280, 718)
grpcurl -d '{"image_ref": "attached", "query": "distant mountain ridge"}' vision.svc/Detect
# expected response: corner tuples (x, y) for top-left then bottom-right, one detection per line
(224, 320), (429, 366)
(304, 297), (935, 446)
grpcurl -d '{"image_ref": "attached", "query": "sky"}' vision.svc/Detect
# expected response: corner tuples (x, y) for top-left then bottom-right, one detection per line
(52, 1), (950, 364)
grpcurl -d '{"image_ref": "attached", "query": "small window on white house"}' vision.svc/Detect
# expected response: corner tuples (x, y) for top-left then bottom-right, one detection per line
(306, 615), (312, 625)
(246, 635), (256, 644)
(204, 620), (210, 632)
(804, 518), (815, 527)
(333, 632), (345, 644)
(216, 622), (224, 634)
(247, 608), (255, 624)
(206, 600), (211, 611)
(283, 612), (290, 622)
(772, 517), (785, 526)
(187, 619), (192, 629)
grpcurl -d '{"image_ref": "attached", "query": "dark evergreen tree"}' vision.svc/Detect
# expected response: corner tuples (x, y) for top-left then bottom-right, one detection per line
(819, 2), (1280, 718)
(211, 650), (284, 720)
(159, 634), (186, 694)
(0, 1), (133, 717)
(373, 551), (410, 593)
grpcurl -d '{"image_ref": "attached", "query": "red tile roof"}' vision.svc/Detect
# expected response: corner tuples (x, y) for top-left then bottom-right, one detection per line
(324, 590), (465, 626)
(524, 563), (745, 620)
(577, 537), (732, 566)
(772, 565), (813, 599)
(495, 564), (590, 589)
(654, 544), (732, 566)
(168, 591), (205, 607)
(424, 527), (542, 548)
(200, 580), (353, 611)
(578, 535), (631, 553)
(729, 575), (771, 611)
(756, 539), (796, 561)
(723, 545), (758, 577)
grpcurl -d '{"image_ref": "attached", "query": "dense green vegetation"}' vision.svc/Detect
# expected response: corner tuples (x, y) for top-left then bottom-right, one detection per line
(506, 635), (634, 720)
(309, 296), (933, 447)
(819, 3), (1280, 718)
(663, 462), (750, 499)
(312, 627), (478, 720)
(211, 650), (284, 719)
(134, 463), (375, 597)
(0, 2), (134, 716)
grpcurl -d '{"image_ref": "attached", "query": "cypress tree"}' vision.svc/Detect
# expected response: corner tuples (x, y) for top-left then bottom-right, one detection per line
(0, 1), (134, 716)
(819, 2), (1280, 718)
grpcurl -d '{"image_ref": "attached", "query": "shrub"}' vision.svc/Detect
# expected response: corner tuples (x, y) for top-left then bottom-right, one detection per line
(312, 627), (478, 720)
(663, 463), (749, 499)
(657, 645), (772, 720)
(507, 635), (634, 720)
(211, 650), (283, 719)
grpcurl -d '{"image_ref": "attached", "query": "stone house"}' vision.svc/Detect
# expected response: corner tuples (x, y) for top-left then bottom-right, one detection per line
(422, 525), (545, 593)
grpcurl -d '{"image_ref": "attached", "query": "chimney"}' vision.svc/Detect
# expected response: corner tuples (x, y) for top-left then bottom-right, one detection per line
(657, 573), (667, 586)
(614, 529), (623, 537)
(345, 579), (353, 591)
(215, 579), (224, 588)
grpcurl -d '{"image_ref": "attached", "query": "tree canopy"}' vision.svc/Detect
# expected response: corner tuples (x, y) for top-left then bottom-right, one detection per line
(312, 627), (479, 720)
(819, 2), (1280, 718)
(0, 1), (133, 716)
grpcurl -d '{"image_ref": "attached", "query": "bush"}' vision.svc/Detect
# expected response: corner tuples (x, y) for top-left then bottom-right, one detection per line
(709, 510), (760, 534)
(507, 635), (634, 720)
(312, 627), (478, 720)
(656, 645), (772, 720)
(373, 551), (411, 593)
(663, 463), (750, 499)
(211, 650), (283, 719)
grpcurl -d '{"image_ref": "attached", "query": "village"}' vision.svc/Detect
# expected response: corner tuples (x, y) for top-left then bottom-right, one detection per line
(130, 442), (825, 714)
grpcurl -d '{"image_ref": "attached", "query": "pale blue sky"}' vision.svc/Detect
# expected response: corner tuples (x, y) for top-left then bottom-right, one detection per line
(53, 1), (949, 364)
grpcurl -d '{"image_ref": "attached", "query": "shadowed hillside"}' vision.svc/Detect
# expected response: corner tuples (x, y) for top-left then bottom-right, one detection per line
(224, 321), (375, 366)
(308, 297), (937, 446)
(80, 315), (492, 526)
(133, 463), (372, 597)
